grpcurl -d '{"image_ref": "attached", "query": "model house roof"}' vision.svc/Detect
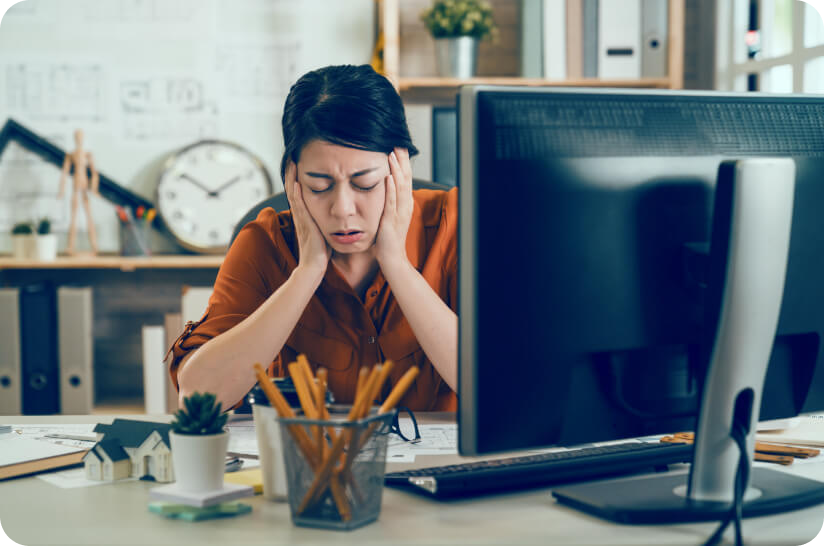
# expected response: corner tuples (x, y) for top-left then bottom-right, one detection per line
(95, 438), (129, 462)
(83, 450), (101, 462)
(93, 419), (172, 449)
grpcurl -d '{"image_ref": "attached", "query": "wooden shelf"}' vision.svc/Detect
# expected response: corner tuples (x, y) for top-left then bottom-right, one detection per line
(92, 397), (147, 415)
(0, 254), (224, 271)
(398, 77), (673, 91)
(381, 0), (686, 101)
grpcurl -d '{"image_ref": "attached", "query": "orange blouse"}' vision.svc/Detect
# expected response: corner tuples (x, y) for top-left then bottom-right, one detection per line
(169, 188), (458, 411)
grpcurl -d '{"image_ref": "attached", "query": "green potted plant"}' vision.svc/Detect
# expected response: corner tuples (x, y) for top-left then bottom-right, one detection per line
(169, 392), (229, 493)
(11, 221), (34, 259)
(34, 218), (58, 261)
(420, 0), (498, 78)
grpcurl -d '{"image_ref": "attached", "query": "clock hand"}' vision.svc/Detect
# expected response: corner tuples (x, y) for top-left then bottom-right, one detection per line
(213, 175), (242, 196)
(180, 173), (214, 195)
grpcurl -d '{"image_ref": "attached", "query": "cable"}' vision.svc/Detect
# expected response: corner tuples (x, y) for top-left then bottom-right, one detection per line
(702, 423), (750, 546)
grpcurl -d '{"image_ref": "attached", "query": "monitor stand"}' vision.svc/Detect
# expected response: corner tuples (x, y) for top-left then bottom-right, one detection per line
(553, 158), (824, 523)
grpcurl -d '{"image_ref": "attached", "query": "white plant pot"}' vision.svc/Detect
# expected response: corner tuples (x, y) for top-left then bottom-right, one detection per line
(169, 429), (229, 493)
(34, 234), (58, 261)
(11, 234), (35, 259)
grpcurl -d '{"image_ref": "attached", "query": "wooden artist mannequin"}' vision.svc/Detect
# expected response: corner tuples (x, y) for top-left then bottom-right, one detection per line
(58, 129), (99, 255)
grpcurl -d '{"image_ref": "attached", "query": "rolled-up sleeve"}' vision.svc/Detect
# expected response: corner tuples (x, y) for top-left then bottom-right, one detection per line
(168, 208), (292, 390)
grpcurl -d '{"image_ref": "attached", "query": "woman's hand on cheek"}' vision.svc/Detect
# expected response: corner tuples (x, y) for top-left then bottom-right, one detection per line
(285, 161), (331, 274)
(372, 148), (413, 268)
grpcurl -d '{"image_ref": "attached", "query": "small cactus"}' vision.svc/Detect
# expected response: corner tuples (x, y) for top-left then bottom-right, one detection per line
(171, 392), (228, 435)
(37, 218), (51, 235)
(11, 222), (33, 235)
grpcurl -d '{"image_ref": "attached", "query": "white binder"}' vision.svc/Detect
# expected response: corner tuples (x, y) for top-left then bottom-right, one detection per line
(641, 0), (668, 78)
(543, 0), (567, 80)
(58, 286), (94, 414)
(143, 325), (167, 414)
(0, 288), (22, 415)
(597, 0), (641, 79)
(521, 0), (544, 78)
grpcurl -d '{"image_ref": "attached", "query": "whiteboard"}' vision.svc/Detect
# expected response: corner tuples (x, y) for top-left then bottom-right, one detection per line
(0, 0), (375, 252)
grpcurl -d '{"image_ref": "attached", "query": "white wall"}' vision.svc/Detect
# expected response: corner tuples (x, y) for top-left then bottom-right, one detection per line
(0, 0), (376, 253)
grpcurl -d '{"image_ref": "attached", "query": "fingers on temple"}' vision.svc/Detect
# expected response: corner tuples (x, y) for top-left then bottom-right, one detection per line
(386, 173), (397, 209)
(395, 147), (412, 180)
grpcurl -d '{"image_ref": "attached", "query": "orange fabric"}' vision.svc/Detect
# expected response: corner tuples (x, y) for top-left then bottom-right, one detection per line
(169, 188), (458, 412)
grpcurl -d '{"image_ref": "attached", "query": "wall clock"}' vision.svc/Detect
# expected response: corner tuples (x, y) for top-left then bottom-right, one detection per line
(156, 140), (274, 253)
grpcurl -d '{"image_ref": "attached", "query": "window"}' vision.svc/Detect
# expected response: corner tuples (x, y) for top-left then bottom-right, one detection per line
(716, 0), (824, 92)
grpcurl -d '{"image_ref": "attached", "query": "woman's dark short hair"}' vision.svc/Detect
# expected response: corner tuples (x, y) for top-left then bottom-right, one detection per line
(280, 64), (419, 181)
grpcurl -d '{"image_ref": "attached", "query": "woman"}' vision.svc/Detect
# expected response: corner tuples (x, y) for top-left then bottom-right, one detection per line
(169, 64), (458, 412)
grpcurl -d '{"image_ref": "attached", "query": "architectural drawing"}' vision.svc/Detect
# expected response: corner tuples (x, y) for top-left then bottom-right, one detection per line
(4, 63), (105, 122)
(119, 77), (218, 142)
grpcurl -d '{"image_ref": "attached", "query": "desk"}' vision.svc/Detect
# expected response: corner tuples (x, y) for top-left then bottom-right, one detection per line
(2, 414), (823, 545)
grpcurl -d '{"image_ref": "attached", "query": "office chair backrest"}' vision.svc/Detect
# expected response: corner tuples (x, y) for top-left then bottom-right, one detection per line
(229, 178), (450, 246)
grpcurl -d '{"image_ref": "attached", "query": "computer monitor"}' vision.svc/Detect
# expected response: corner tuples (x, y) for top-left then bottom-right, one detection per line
(457, 86), (824, 522)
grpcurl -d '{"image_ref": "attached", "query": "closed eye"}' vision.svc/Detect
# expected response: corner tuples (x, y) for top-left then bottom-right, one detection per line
(308, 185), (332, 194)
(353, 182), (379, 192)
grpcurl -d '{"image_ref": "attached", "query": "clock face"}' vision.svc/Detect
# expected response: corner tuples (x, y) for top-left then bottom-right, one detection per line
(156, 140), (273, 253)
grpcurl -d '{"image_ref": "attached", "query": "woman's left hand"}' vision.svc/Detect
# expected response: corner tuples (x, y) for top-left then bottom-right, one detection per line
(372, 147), (413, 267)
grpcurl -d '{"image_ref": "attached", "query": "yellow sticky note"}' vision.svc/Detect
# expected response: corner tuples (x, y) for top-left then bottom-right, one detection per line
(224, 468), (263, 494)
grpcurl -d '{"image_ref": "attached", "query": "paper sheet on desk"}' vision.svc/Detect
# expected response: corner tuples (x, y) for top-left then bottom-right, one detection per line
(37, 468), (139, 488)
(0, 434), (88, 466)
(386, 421), (458, 463)
(757, 414), (824, 448)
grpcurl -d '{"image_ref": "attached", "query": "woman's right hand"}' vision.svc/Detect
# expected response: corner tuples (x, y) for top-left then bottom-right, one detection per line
(284, 161), (331, 274)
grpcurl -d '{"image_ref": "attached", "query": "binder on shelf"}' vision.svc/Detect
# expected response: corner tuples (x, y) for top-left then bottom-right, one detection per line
(142, 325), (167, 414)
(582, 0), (598, 78)
(0, 288), (22, 415)
(20, 283), (60, 415)
(58, 286), (94, 415)
(597, 0), (640, 79)
(566, 0), (584, 79)
(520, 0), (544, 78)
(640, 0), (668, 78)
(543, 0), (567, 80)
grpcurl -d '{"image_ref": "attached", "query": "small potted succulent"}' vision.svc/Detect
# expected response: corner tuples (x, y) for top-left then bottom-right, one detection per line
(34, 218), (58, 261)
(169, 392), (229, 493)
(11, 221), (34, 259)
(421, 0), (498, 78)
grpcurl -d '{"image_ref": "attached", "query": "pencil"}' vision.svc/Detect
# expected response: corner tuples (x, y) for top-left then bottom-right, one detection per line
(254, 363), (350, 518)
(336, 365), (422, 503)
(355, 366), (369, 402)
(379, 366), (419, 414)
(252, 363), (318, 468)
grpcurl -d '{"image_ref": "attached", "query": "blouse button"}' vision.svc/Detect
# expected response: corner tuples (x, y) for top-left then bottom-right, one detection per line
(367, 336), (376, 344)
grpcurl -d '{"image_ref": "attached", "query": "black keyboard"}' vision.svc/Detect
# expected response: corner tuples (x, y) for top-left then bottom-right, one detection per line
(384, 441), (692, 498)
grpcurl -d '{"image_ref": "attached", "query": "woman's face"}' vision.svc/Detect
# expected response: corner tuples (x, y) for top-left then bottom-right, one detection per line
(296, 139), (389, 255)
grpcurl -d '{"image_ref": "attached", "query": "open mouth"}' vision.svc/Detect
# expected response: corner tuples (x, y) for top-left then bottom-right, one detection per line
(331, 230), (365, 244)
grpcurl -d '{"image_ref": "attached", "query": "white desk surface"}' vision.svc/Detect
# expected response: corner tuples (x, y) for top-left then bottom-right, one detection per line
(1, 414), (823, 546)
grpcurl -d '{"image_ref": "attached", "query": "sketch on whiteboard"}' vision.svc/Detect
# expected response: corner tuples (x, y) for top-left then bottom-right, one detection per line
(119, 77), (218, 142)
(215, 42), (300, 113)
(82, 0), (201, 23)
(0, 140), (70, 231)
(4, 63), (106, 122)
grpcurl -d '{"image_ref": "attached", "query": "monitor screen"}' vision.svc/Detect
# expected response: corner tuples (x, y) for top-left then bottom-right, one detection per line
(458, 87), (824, 456)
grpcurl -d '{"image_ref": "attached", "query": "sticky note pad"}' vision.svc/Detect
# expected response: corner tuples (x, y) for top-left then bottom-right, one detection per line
(148, 501), (252, 521)
(224, 468), (263, 494)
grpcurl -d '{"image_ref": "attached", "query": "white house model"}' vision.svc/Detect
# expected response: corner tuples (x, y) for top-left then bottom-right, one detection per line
(83, 419), (174, 483)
